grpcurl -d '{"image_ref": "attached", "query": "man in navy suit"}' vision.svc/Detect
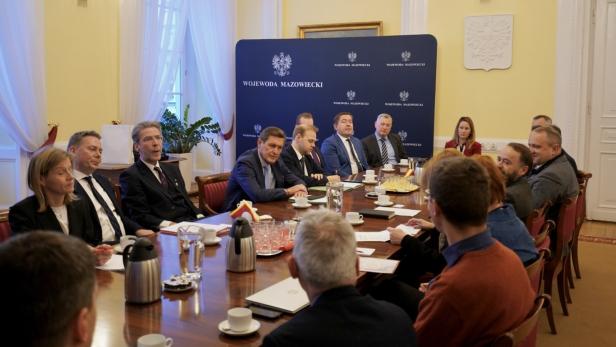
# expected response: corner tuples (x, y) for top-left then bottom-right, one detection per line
(281, 124), (340, 187)
(223, 127), (307, 211)
(362, 113), (408, 168)
(120, 122), (203, 231)
(295, 112), (325, 169)
(320, 112), (370, 177)
(262, 210), (417, 347)
(68, 131), (154, 243)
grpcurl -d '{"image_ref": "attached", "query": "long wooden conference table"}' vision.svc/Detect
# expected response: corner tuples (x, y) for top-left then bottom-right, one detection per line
(93, 169), (429, 346)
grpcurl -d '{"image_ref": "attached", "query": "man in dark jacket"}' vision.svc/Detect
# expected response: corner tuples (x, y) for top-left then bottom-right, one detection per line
(497, 142), (534, 222)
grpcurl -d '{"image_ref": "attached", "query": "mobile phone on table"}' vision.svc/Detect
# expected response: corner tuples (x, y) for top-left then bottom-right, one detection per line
(248, 305), (282, 319)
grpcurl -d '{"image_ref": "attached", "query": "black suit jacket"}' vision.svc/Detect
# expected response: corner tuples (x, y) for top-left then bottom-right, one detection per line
(262, 286), (417, 347)
(120, 160), (202, 230)
(362, 133), (408, 168)
(223, 149), (304, 211)
(74, 172), (142, 241)
(280, 144), (327, 187)
(9, 195), (96, 245)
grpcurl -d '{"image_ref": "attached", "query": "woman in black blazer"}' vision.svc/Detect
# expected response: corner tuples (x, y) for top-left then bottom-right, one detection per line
(9, 147), (112, 264)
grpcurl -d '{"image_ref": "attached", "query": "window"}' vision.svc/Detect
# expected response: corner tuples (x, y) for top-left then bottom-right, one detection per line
(165, 59), (182, 116)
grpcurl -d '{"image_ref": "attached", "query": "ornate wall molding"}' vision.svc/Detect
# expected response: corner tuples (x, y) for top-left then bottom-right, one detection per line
(464, 14), (513, 71)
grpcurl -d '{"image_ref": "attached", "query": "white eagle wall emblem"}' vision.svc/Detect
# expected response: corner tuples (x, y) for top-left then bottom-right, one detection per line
(398, 130), (408, 142)
(254, 124), (262, 135)
(401, 51), (411, 62)
(346, 90), (356, 101)
(348, 51), (357, 63)
(272, 52), (292, 77)
(399, 90), (409, 102)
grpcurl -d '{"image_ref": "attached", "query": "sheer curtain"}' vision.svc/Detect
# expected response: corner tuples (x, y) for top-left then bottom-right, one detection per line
(0, 0), (48, 151)
(0, 0), (48, 201)
(120, 0), (188, 124)
(188, 0), (237, 171)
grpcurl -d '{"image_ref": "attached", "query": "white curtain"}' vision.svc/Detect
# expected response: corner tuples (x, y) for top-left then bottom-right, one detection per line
(188, 0), (237, 171)
(0, 0), (48, 151)
(120, 0), (188, 124)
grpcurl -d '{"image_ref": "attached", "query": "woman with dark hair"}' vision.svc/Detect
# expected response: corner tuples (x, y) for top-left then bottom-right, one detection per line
(445, 116), (482, 156)
(9, 147), (112, 264)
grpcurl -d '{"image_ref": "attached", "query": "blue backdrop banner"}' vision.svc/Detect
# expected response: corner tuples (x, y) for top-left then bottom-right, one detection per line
(235, 35), (437, 159)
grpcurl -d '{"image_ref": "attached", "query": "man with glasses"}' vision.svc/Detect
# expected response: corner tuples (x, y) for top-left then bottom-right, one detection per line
(120, 121), (203, 230)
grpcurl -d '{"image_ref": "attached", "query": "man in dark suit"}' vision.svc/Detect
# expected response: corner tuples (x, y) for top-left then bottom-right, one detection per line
(67, 131), (154, 242)
(120, 122), (203, 231)
(262, 210), (417, 347)
(281, 124), (340, 187)
(496, 142), (533, 221)
(531, 115), (578, 174)
(223, 127), (307, 211)
(362, 113), (408, 168)
(295, 112), (325, 169)
(320, 112), (370, 177)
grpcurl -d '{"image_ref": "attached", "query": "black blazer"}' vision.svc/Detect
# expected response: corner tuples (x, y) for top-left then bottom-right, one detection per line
(119, 160), (202, 230)
(74, 173), (142, 242)
(223, 149), (305, 211)
(280, 144), (327, 187)
(9, 195), (96, 245)
(361, 133), (408, 168)
(262, 286), (417, 347)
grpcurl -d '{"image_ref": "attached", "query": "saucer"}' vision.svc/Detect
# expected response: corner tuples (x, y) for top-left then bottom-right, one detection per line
(218, 319), (261, 336)
(292, 202), (312, 209)
(257, 249), (283, 257)
(364, 193), (378, 200)
(349, 219), (364, 226)
(381, 168), (396, 173)
(374, 201), (394, 207)
(162, 279), (196, 293)
(203, 237), (222, 246)
(362, 180), (378, 185)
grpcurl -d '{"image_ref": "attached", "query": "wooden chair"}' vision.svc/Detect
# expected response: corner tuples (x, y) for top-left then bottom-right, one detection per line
(195, 173), (231, 215)
(491, 294), (551, 347)
(542, 197), (577, 335)
(570, 171), (592, 280)
(534, 220), (554, 251)
(525, 201), (550, 237)
(0, 209), (10, 243)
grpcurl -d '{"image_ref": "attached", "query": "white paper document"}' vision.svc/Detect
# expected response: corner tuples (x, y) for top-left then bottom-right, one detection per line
(96, 254), (124, 271)
(245, 277), (310, 314)
(395, 224), (421, 236)
(355, 230), (390, 242)
(160, 222), (228, 234)
(359, 257), (400, 274)
(375, 207), (421, 217)
(356, 247), (376, 256)
(342, 182), (363, 189)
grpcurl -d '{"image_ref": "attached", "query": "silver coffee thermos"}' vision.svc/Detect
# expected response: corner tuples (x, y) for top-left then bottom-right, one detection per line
(226, 217), (256, 273)
(123, 238), (161, 304)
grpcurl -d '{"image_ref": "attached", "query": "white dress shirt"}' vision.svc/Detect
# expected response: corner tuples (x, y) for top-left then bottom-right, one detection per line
(337, 133), (359, 174)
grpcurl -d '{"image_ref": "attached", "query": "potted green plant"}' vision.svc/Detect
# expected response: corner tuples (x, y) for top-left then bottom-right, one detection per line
(160, 104), (221, 188)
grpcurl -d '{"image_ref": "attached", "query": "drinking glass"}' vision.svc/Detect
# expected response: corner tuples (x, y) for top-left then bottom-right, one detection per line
(326, 182), (344, 212)
(177, 225), (203, 280)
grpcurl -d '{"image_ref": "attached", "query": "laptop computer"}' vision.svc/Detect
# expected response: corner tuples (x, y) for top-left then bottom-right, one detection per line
(245, 277), (310, 314)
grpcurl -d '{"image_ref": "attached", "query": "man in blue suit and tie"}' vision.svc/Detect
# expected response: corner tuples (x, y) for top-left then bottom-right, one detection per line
(320, 112), (370, 177)
(223, 127), (307, 211)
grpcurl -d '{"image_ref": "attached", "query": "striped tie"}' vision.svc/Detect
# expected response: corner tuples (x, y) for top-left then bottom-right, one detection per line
(380, 138), (388, 166)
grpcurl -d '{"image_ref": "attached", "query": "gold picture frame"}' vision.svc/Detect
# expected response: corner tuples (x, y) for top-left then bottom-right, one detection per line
(298, 21), (383, 39)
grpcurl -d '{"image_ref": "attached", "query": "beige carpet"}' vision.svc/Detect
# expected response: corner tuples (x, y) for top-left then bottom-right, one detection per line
(537, 241), (616, 346)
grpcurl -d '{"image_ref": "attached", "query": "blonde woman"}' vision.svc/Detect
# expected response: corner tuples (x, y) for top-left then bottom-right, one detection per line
(9, 147), (112, 264)
(444, 116), (482, 156)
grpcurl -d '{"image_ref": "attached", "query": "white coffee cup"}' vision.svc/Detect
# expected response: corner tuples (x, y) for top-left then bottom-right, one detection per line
(227, 307), (252, 332)
(295, 196), (309, 206)
(137, 334), (173, 347)
(120, 235), (138, 250)
(378, 194), (390, 204)
(364, 174), (375, 182)
(374, 185), (386, 195)
(384, 163), (394, 170)
(365, 169), (375, 177)
(400, 158), (409, 165)
(346, 212), (363, 223)
(199, 228), (217, 243)
(237, 200), (253, 208)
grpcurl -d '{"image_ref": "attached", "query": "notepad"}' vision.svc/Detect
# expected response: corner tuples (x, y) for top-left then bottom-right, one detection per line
(374, 207), (421, 217)
(355, 230), (391, 242)
(245, 277), (310, 314)
(96, 254), (124, 271)
(395, 224), (421, 236)
(359, 257), (400, 274)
